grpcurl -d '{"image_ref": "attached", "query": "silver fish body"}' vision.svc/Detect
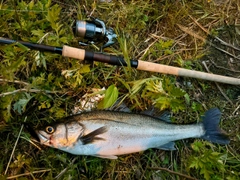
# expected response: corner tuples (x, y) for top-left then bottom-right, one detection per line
(36, 108), (229, 159)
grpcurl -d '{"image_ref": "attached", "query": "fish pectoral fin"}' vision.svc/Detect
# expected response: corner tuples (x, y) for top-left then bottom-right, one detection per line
(156, 142), (176, 150)
(80, 126), (107, 145)
(93, 155), (118, 159)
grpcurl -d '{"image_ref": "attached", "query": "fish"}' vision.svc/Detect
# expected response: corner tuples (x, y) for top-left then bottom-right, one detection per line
(35, 108), (230, 159)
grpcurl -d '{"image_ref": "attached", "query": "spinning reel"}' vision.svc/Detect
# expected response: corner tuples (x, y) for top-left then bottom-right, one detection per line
(73, 17), (117, 49)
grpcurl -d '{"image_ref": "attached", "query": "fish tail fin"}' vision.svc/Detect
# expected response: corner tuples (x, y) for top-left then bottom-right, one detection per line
(201, 108), (230, 145)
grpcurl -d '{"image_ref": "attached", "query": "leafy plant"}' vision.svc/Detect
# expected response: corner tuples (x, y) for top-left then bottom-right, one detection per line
(187, 141), (227, 180)
(130, 76), (187, 112)
(0, 0), (76, 122)
(146, 39), (174, 60)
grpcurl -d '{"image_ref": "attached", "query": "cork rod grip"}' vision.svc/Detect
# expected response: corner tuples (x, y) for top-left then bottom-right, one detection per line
(62, 45), (85, 61)
(137, 60), (240, 85)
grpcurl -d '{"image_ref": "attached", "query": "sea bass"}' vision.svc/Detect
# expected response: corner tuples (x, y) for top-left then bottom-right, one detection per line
(35, 108), (229, 159)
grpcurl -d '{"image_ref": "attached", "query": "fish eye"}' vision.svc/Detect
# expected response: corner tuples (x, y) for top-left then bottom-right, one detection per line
(46, 126), (54, 134)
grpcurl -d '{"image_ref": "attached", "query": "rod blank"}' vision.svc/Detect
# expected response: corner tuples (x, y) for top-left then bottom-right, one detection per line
(0, 37), (62, 54)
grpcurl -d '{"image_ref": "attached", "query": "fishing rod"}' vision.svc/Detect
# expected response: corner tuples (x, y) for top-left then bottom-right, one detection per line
(0, 37), (240, 85)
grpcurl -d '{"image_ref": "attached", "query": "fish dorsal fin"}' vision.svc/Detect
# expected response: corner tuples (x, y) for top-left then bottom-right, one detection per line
(93, 155), (118, 159)
(141, 107), (171, 123)
(80, 126), (107, 145)
(157, 111), (171, 123)
(156, 142), (176, 150)
(107, 99), (131, 113)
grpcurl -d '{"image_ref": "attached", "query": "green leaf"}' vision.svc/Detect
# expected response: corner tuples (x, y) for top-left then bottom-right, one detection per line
(117, 77), (131, 91)
(79, 64), (91, 73)
(46, 4), (61, 23)
(31, 29), (45, 38)
(59, 36), (68, 43)
(201, 168), (211, 180)
(169, 87), (186, 97)
(184, 93), (190, 105)
(38, 101), (51, 110)
(15, 42), (30, 51)
(155, 96), (171, 110)
(99, 85), (119, 109)
(49, 107), (66, 119)
(0, 91), (14, 122)
(131, 77), (158, 95)
(28, 0), (34, 10)
(46, 4), (62, 35)
(13, 93), (33, 114)
(35, 52), (47, 69)
(189, 158), (198, 169)
(170, 98), (185, 112)
(45, 0), (52, 8)
(131, 79), (147, 95)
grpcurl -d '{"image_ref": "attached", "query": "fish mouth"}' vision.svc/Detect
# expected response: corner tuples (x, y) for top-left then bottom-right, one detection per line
(24, 123), (40, 142)
(24, 123), (50, 144)
(36, 130), (50, 145)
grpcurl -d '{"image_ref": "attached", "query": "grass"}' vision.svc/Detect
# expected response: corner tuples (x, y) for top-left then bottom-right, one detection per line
(0, 0), (240, 179)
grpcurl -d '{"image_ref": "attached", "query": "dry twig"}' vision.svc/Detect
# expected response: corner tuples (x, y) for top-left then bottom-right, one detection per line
(202, 61), (233, 105)
(177, 24), (206, 42)
(54, 157), (78, 179)
(6, 169), (51, 179)
(0, 78), (29, 86)
(147, 166), (198, 180)
(0, 88), (63, 97)
(4, 117), (27, 175)
(232, 104), (240, 116)
(209, 59), (240, 73)
(189, 15), (240, 54)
